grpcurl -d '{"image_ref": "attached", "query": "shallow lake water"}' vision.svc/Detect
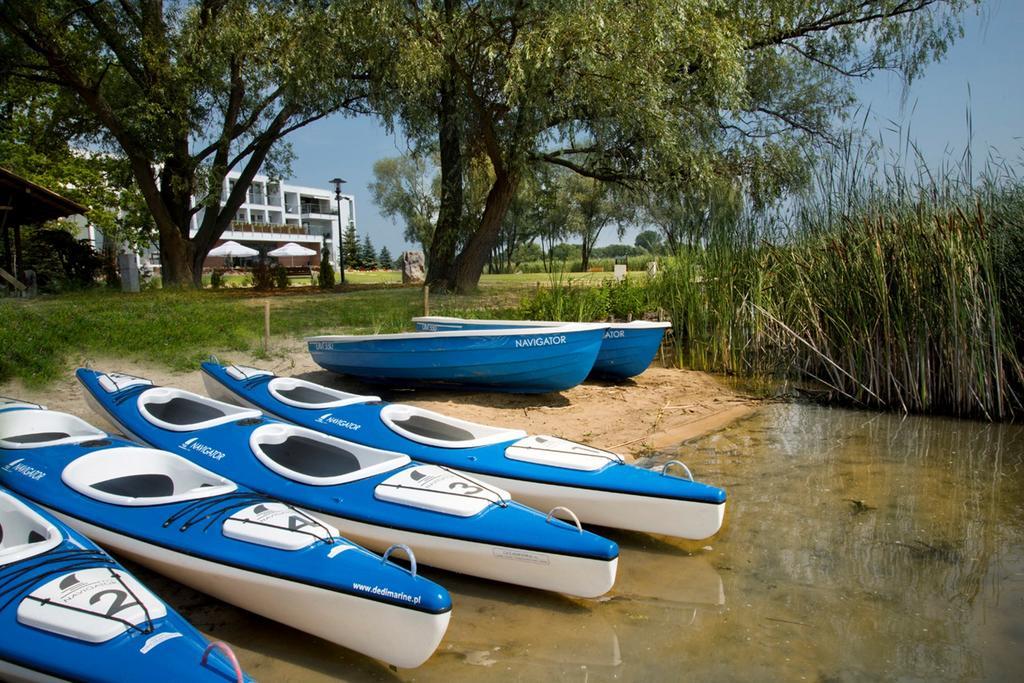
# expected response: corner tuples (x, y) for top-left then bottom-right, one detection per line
(135, 404), (1024, 681)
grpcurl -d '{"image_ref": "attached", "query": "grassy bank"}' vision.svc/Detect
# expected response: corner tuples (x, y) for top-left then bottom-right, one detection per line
(0, 285), (525, 387)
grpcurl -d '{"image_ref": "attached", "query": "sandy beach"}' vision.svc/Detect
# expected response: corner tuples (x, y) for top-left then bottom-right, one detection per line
(0, 340), (762, 680)
(0, 338), (759, 458)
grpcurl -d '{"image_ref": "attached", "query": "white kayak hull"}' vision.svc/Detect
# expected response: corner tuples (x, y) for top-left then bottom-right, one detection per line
(472, 474), (726, 539)
(43, 509), (450, 669)
(314, 512), (617, 599)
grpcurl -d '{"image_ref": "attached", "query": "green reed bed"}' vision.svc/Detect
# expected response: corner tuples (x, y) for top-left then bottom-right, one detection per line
(650, 155), (1024, 419)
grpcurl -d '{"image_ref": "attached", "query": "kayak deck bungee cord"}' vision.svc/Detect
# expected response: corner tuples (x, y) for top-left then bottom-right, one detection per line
(200, 361), (727, 539)
(0, 406), (452, 669)
(0, 487), (249, 682)
(77, 368), (619, 598)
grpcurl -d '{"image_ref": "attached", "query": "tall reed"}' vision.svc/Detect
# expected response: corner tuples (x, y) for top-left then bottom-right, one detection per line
(651, 143), (1024, 419)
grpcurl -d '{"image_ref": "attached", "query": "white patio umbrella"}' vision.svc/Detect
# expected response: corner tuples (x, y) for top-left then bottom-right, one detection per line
(268, 241), (317, 266)
(208, 240), (259, 258)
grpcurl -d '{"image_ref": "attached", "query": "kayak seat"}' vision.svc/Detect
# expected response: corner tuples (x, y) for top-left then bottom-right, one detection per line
(248, 423), (411, 486)
(62, 446), (237, 506)
(264, 376), (378, 409)
(146, 397), (226, 426)
(260, 436), (360, 478)
(392, 415), (476, 442)
(0, 409), (107, 450)
(0, 491), (63, 565)
(276, 385), (338, 405)
(137, 387), (263, 432)
(5, 431), (70, 444)
(92, 473), (175, 499)
(378, 404), (526, 449)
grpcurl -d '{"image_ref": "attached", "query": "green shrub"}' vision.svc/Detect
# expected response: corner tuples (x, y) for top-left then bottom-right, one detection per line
(273, 264), (289, 289)
(250, 261), (275, 291)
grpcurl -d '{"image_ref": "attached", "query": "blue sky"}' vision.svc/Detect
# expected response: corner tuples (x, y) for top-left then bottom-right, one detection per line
(285, 0), (1023, 255)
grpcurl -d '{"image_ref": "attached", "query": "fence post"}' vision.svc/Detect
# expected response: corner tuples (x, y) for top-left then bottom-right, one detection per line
(423, 284), (430, 316)
(263, 300), (270, 353)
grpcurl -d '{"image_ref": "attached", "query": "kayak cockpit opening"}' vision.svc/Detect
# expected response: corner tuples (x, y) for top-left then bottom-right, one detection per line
(0, 409), (107, 450)
(0, 490), (62, 565)
(62, 447), (237, 506)
(249, 423), (409, 486)
(138, 387), (262, 432)
(266, 377), (378, 409)
(379, 404), (526, 449)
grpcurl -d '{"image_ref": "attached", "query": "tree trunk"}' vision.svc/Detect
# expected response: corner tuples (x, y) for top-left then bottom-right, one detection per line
(426, 69), (463, 291)
(452, 171), (517, 293)
(158, 225), (194, 286)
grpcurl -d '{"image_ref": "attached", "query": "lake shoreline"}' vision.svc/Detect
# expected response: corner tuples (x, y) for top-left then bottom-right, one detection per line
(0, 338), (761, 457)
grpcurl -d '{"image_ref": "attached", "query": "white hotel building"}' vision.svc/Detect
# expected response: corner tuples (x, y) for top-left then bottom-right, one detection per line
(189, 171), (356, 268)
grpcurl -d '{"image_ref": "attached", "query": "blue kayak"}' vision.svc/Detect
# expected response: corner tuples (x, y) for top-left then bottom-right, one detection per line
(413, 316), (672, 379)
(201, 361), (727, 540)
(0, 486), (249, 682)
(0, 405), (452, 668)
(306, 323), (606, 393)
(77, 368), (619, 597)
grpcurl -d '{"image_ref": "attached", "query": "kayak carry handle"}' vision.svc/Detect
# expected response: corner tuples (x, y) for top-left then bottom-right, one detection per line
(201, 641), (244, 683)
(381, 543), (418, 578)
(546, 506), (583, 534)
(661, 459), (694, 481)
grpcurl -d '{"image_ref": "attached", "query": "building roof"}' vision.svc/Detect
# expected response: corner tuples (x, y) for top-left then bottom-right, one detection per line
(0, 166), (88, 227)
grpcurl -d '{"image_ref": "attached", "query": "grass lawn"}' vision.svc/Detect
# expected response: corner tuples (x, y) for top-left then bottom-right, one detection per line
(0, 284), (528, 387)
(199, 269), (622, 289)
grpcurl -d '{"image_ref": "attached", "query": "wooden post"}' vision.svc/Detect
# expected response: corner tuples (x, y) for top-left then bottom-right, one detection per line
(423, 284), (430, 316)
(12, 224), (21, 281)
(263, 300), (270, 353)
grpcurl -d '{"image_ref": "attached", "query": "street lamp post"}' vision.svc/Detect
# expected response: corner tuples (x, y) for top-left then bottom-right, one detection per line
(329, 177), (347, 284)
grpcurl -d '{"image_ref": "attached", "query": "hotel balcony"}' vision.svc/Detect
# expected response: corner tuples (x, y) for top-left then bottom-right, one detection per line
(219, 221), (324, 243)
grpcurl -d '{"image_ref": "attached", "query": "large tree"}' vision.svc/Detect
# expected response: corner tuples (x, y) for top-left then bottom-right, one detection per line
(382, 0), (973, 292)
(0, 0), (376, 286)
(368, 152), (439, 256)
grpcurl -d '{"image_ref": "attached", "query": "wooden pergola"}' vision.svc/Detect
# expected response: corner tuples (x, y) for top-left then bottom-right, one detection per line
(0, 166), (87, 291)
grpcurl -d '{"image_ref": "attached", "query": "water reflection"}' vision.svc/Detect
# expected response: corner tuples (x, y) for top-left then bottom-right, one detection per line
(126, 404), (1024, 681)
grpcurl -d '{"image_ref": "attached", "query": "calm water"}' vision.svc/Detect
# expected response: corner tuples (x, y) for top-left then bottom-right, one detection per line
(135, 404), (1024, 681)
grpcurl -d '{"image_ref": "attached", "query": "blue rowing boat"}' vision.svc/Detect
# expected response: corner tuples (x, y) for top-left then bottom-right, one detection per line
(201, 361), (727, 540)
(0, 487), (249, 682)
(306, 323), (606, 393)
(0, 405), (452, 668)
(412, 317), (672, 379)
(77, 368), (619, 597)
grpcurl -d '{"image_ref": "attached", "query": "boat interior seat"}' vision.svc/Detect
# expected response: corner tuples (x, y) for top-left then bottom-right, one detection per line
(62, 447), (236, 506)
(249, 423), (410, 486)
(137, 387), (262, 432)
(266, 377), (378, 409)
(0, 410), (106, 450)
(0, 491), (62, 565)
(379, 404), (526, 449)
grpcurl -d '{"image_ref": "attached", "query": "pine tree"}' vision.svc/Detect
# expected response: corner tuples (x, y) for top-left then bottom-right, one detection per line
(360, 235), (377, 269)
(378, 246), (393, 269)
(342, 222), (359, 270)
